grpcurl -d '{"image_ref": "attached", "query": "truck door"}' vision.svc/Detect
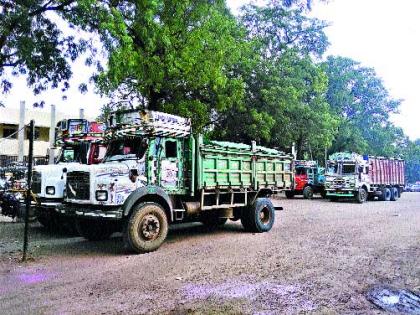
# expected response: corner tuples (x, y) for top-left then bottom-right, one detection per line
(159, 138), (184, 191)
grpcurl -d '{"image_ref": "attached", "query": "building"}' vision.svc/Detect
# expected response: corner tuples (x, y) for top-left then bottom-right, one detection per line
(0, 105), (90, 166)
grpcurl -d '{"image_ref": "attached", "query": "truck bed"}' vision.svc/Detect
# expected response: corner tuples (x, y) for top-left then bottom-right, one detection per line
(197, 139), (293, 191)
(368, 156), (405, 186)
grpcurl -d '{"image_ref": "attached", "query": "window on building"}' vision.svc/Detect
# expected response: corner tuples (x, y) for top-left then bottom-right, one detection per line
(3, 125), (18, 139)
(26, 127), (40, 140)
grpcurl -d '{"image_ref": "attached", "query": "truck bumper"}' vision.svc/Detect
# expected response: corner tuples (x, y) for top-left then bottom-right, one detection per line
(59, 204), (123, 220)
(326, 191), (355, 197)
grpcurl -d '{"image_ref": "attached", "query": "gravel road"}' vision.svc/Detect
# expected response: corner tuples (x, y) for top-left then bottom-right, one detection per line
(0, 193), (419, 314)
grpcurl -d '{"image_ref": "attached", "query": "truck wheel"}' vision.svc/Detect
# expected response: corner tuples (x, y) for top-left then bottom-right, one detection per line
(303, 186), (314, 199)
(37, 214), (53, 230)
(241, 198), (275, 233)
(200, 213), (228, 229)
(390, 187), (399, 201)
(124, 202), (168, 254)
(285, 191), (295, 199)
(329, 196), (338, 202)
(320, 190), (327, 199)
(356, 188), (367, 203)
(76, 218), (113, 241)
(382, 188), (391, 201)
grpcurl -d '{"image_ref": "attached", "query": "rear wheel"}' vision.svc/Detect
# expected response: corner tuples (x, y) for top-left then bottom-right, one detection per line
(356, 188), (367, 203)
(320, 190), (327, 199)
(76, 218), (114, 241)
(285, 191), (295, 199)
(124, 202), (168, 254)
(382, 188), (391, 201)
(241, 198), (275, 233)
(303, 186), (314, 199)
(390, 187), (399, 201)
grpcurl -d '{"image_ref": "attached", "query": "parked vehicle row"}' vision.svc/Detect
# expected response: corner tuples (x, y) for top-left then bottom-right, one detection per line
(2, 109), (407, 254)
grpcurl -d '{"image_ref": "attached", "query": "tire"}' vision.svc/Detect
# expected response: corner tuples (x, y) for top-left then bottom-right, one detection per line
(320, 190), (327, 199)
(285, 191), (295, 199)
(124, 202), (168, 254)
(303, 186), (314, 199)
(76, 218), (113, 241)
(200, 213), (228, 229)
(241, 198), (275, 233)
(390, 187), (399, 201)
(356, 188), (367, 204)
(382, 188), (391, 201)
(329, 196), (338, 202)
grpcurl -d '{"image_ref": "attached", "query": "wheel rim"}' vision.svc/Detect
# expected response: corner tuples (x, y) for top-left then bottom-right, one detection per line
(139, 214), (160, 240)
(259, 206), (271, 225)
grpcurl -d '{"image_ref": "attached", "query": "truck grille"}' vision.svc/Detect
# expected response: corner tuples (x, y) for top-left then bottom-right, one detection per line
(31, 171), (41, 194)
(333, 178), (345, 186)
(66, 171), (90, 200)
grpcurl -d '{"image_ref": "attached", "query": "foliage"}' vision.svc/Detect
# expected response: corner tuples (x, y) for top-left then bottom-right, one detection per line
(0, 0), (98, 95)
(211, 3), (336, 159)
(93, 0), (248, 132)
(322, 56), (402, 156)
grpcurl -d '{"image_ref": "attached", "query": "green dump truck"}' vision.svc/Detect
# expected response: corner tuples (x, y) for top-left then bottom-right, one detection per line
(62, 110), (293, 253)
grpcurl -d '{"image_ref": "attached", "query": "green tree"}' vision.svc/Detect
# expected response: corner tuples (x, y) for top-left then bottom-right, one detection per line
(213, 3), (336, 159)
(322, 56), (401, 156)
(94, 0), (247, 132)
(0, 0), (98, 95)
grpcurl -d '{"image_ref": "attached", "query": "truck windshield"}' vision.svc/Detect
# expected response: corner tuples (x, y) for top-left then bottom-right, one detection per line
(104, 138), (148, 162)
(296, 167), (306, 175)
(342, 164), (356, 174)
(58, 143), (89, 164)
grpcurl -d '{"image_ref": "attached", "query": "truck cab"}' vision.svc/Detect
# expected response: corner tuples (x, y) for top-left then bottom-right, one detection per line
(286, 160), (326, 199)
(32, 119), (106, 230)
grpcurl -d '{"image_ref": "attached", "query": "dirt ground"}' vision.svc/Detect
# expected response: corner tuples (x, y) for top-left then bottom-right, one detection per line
(0, 193), (419, 314)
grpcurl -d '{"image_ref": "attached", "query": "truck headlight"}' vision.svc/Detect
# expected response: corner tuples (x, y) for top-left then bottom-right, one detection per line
(95, 190), (108, 201)
(46, 186), (55, 195)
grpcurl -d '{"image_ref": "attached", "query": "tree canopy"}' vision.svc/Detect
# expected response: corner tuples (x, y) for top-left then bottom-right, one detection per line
(1, 0), (419, 181)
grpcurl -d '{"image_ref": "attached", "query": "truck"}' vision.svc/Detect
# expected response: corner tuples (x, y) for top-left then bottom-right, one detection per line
(31, 119), (106, 230)
(285, 160), (326, 199)
(62, 110), (294, 253)
(324, 152), (405, 203)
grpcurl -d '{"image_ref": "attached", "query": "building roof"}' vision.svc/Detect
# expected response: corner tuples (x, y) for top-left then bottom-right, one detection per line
(0, 107), (94, 128)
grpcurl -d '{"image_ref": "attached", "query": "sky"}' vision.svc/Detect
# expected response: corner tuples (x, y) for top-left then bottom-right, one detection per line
(2, 0), (420, 140)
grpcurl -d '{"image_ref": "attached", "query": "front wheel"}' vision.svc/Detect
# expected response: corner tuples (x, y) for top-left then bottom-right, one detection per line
(303, 186), (314, 199)
(124, 202), (168, 254)
(356, 188), (367, 203)
(241, 198), (275, 233)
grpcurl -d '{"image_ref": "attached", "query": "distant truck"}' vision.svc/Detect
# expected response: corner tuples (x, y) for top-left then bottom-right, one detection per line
(31, 119), (106, 230)
(325, 152), (405, 203)
(285, 160), (326, 199)
(62, 110), (294, 253)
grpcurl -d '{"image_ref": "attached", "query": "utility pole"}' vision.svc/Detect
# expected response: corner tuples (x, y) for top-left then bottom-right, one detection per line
(49, 105), (56, 164)
(18, 101), (25, 162)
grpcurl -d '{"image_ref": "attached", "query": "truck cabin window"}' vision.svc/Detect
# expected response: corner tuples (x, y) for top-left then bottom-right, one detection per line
(342, 164), (356, 174)
(165, 141), (177, 158)
(327, 164), (338, 174)
(104, 138), (148, 162)
(296, 167), (306, 175)
(59, 143), (89, 164)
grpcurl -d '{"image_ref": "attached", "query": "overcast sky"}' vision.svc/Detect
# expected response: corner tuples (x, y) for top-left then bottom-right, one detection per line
(3, 0), (420, 140)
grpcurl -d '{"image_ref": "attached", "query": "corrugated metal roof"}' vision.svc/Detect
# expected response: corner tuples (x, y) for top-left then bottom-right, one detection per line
(0, 107), (94, 128)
